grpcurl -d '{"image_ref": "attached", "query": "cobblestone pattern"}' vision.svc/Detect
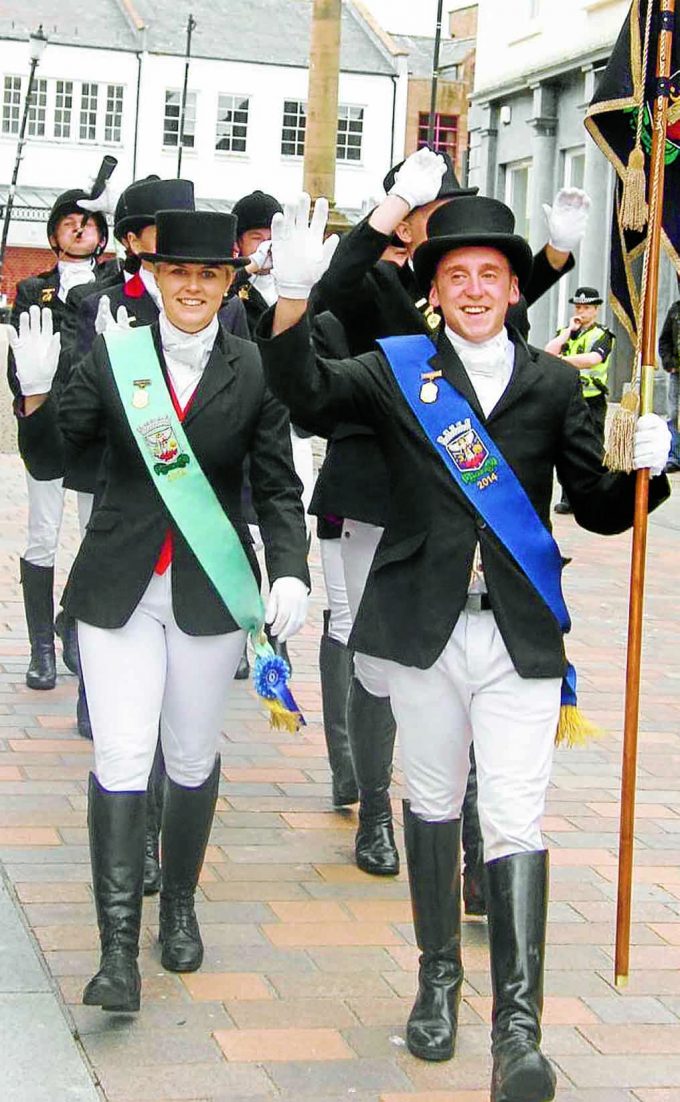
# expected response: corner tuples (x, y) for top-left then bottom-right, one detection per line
(1, 452), (680, 1101)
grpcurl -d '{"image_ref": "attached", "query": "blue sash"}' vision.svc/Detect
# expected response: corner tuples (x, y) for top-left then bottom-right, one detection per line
(378, 334), (578, 707)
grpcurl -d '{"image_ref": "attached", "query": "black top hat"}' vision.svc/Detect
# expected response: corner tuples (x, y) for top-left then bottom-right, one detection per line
(114, 177), (195, 239)
(569, 286), (603, 305)
(140, 209), (248, 266)
(47, 189), (108, 250)
(413, 196), (534, 293)
(383, 149), (478, 203)
(231, 190), (283, 237)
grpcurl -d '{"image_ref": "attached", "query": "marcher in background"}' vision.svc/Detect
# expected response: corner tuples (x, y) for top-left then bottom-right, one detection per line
(11, 209), (309, 1016)
(258, 191), (670, 1102)
(545, 287), (614, 514)
(310, 146), (590, 898)
(658, 278), (680, 473)
(8, 188), (110, 694)
(230, 188), (315, 681)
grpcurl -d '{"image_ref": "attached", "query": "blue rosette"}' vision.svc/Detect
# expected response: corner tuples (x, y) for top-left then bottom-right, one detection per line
(252, 642), (305, 732)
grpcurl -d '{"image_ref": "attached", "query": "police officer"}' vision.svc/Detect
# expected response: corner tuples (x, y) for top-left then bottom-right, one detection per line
(10, 188), (110, 692)
(310, 148), (591, 891)
(11, 208), (309, 1015)
(257, 190), (670, 1102)
(545, 286), (614, 514)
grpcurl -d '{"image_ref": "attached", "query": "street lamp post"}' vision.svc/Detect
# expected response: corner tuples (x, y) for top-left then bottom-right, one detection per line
(0, 24), (48, 295)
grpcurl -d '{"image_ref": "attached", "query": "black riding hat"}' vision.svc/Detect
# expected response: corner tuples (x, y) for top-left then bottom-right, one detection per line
(231, 190), (283, 237)
(140, 209), (248, 266)
(413, 196), (534, 293)
(383, 149), (478, 202)
(569, 286), (603, 305)
(47, 189), (108, 252)
(114, 177), (195, 240)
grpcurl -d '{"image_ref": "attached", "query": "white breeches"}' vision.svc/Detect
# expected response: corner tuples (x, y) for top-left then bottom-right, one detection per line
(385, 609), (560, 863)
(290, 429), (315, 527)
(319, 537), (352, 645)
(78, 569), (245, 792)
(340, 519), (390, 698)
(24, 471), (94, 566)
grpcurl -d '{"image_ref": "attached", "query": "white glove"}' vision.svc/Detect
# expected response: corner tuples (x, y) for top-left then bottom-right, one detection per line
(633, 413), (672, 478)
(248, 239), (273, 274)
(542, 188), (591, 253)
(388, 147), (446, 211)
(78, 182), (119, 217)
(8, 306), (61, 397)
(94, 295), (132, 335)
(265, 577), (308, 643)
(271, 194), (339, 300)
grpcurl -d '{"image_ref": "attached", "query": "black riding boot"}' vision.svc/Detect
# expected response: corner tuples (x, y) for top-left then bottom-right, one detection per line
(266, 623), (292, 676)
(76, 676), (93, 740)
(233, 643), (250, 680)
(347, 677), (399, 875)
(462, 749), (486, 916)
(319, 611), (357, 807)
(487, 850), (556, 1102)
(54, 610), (79, 675)
(159, 756), (220, 972)
(82, 773), (144, 1012)
(144, 739), (165, 895)
(403, 802), (464, 1061)
(20, 559), (56, 690)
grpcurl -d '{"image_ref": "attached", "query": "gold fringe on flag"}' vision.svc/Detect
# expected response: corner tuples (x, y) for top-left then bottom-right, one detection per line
(555, 705), (604, 748)
(619, 145), (649, 232)
(604, 385), (640, 472)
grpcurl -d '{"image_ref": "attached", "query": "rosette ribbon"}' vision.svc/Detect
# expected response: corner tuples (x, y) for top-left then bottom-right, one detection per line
(251, 633), (306, 733)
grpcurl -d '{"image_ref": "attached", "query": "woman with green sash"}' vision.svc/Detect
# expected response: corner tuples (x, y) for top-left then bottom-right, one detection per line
(10, 209), (310, 1014)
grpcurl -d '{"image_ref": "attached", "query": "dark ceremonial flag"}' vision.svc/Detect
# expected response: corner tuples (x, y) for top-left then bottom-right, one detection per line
(585, 0), (680, 343)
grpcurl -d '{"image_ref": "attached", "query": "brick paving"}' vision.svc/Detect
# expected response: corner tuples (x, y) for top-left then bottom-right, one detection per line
(1, 449), (680, 1101)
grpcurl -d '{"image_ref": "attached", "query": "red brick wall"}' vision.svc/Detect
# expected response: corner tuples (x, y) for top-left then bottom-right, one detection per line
(2, 246), (117, 303)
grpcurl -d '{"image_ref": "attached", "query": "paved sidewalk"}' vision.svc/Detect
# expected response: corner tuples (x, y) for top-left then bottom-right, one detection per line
(1, 450), (680, 1102)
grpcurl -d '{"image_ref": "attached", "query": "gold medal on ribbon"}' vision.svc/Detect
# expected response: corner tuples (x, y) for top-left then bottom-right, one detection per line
(132, 379), (151, 409)
(419, 370), (442, 404)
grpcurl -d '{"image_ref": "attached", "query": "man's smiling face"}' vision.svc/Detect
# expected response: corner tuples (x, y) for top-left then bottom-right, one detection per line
(429, 246), (520, 343)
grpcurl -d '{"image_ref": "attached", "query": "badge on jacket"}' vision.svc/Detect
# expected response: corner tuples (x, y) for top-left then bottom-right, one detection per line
(419, 370), (442, 404)
(41, 288), (56, 304)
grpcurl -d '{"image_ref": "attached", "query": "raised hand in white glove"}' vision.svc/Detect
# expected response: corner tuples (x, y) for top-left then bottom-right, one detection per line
(78, 182), (118, 217)
(8, 306), (61, 397)
(633, 413), (672, 478)
(271, 194), (339, 300)
(389, 147), (446, 211)
(248, 238), (273, 274)
(94, 295), (132, 336)
(265, 577), (309, 643)
(542, 188), (591, 253)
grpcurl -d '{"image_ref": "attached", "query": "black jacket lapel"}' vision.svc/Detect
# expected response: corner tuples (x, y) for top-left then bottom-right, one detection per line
(486, 330), (544, 424)
(181, 327), (237, 424)
(426, 330), (486, 422)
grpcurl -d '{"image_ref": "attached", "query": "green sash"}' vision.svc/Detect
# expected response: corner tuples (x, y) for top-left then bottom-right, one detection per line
(104, 326), (264, 634)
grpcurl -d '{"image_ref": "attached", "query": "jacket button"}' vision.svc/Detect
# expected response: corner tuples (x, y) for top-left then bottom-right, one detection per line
(476, 518), (487, 530)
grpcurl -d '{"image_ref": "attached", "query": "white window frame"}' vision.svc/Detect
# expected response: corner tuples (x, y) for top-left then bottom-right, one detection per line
(215, 93), (249, 155)
(557, 147), (587, 325)
(27, 78), (48, 138)
(79, 82), (99, 143)
(504, 159), (533, 243)
(1, 76), (22, 136)
(104, 84), (124, 144)
(53, 79), (74, 141)
(281, 99), (307, 158)
(163, 88), (197, 150)
(336, 103), (364, 164)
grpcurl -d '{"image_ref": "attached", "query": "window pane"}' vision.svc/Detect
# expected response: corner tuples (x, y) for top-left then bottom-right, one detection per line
(105, 84), (124, 144)
(216, 93), (249, 153)
(337, 103), (363, 162)
(54, 79), (73, 139)
(164, 89), (196, 148)
(2, 77), (22, 136)
(281, 100), (306, 157)
(27, 78), (47, 137)
(417, 111), (457, 162)
(79, 82), (98, 142)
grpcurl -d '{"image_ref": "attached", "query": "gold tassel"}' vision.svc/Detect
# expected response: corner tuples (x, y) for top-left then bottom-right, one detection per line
(263, 697), (303, 733)
(555, 705), (604, 748)
(620, 146), (648, 232)
(604, 387), (639, 473)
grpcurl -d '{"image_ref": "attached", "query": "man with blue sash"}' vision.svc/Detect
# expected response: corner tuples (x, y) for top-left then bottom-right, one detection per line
(10, 209), (310, 1016)
(258, 194), (671, 1102)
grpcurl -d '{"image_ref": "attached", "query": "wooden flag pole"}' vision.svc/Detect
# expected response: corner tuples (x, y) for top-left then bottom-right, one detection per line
(615, 0), (676, 987)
